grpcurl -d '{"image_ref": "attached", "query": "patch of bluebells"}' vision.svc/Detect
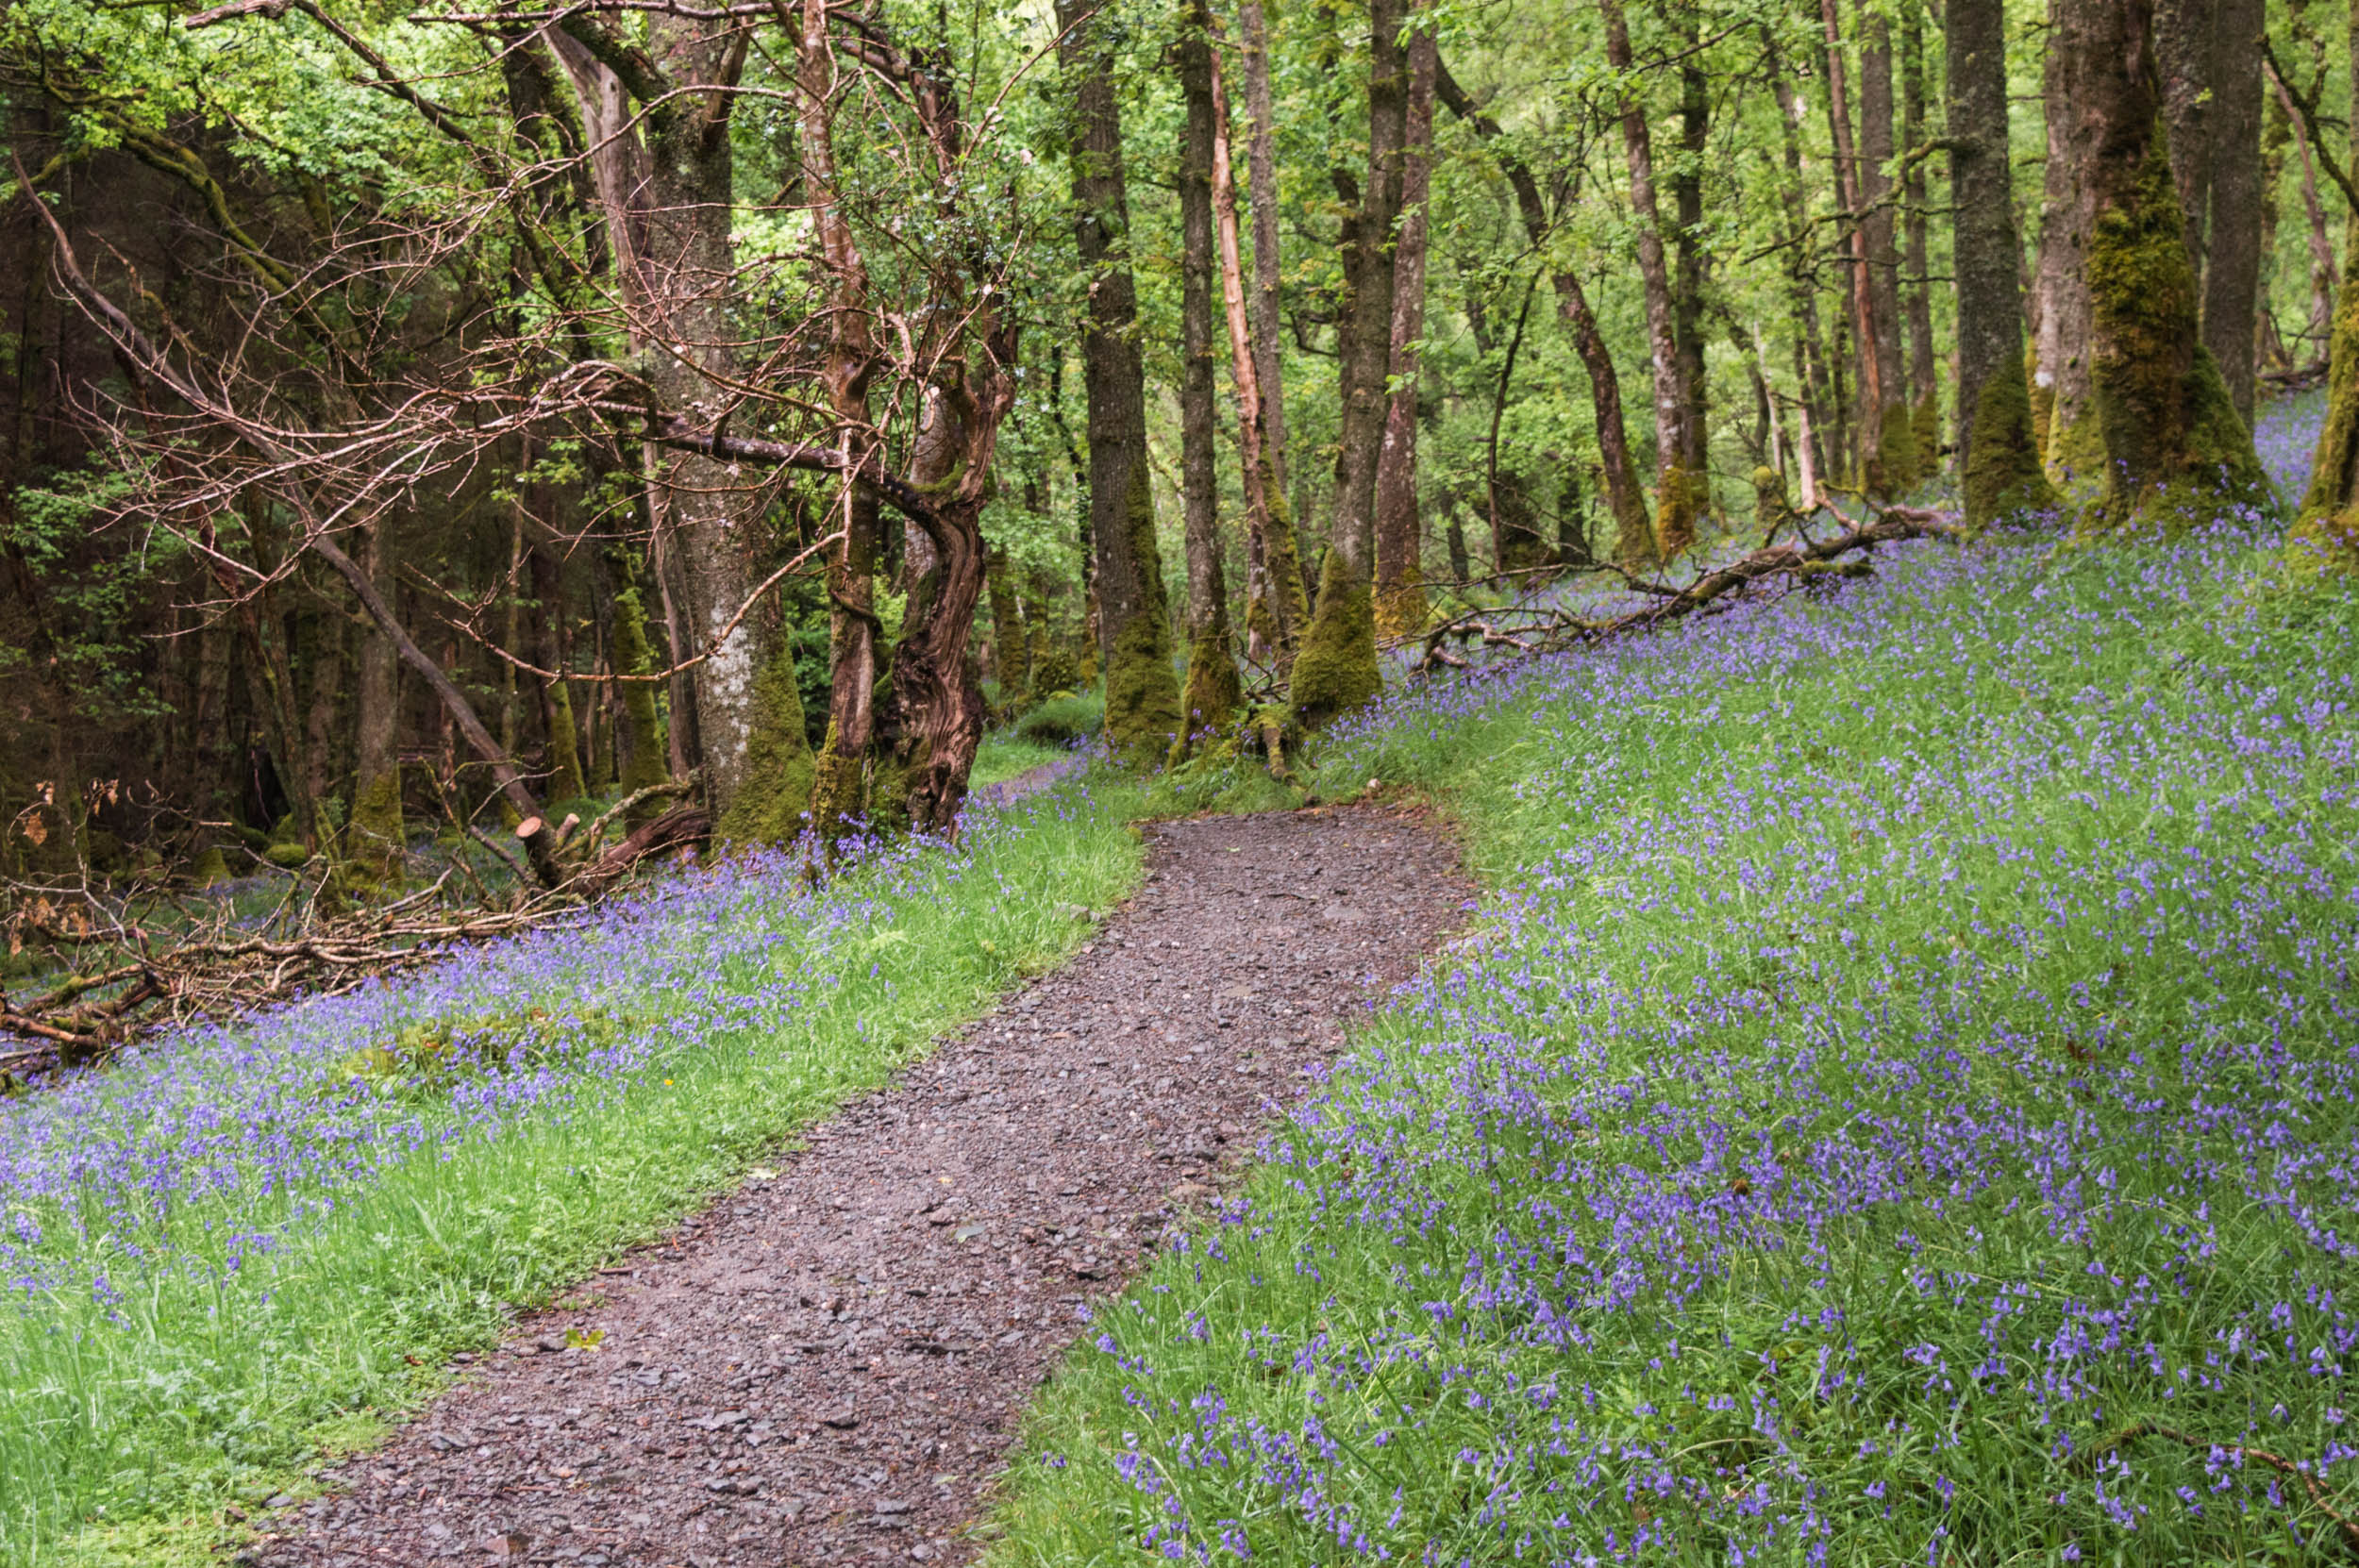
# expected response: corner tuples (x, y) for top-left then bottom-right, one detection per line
(0, 787), (1094, 1308)
(1072, 478), (2359, 1558)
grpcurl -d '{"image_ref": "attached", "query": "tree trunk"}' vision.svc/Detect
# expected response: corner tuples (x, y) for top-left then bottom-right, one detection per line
(2256, 58), (2293, 372)
(2034, 0), (2103, 486)
(1178, 0), (1242, 739)
(1901, 8), (1941, 467)
(2155, 0), (2217, 268)
(1435, 55), (1654, 566)
(1820, 1), (1881, 492)
(1209, 31), (1303, 673)
(349, 513), (404, 880)
(2289, 0), (2359, 550)
(985, 542), (1029, 706)
(2200, 0), (2266, 424)
(1239, 0), (1297, 611)
(2061, 0), (2263, 518)
(1293, 0), (1406, 726)
(1601, 0), (1697, 556)
(529, 541), (588, 804)
(604, 538), (670, 810)
(1857, 4), (1917, 493)
(1765, 31), (1841, 490)
(1058, 0), (1183, 755)
(1373, 23), (1436, 640)
(1949, 0), (2053, 525)
(1673, 48), (1710, 483)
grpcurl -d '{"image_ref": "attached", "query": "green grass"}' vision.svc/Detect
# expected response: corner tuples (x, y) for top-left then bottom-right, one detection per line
(8, 778), (1146, 1567)
(972, 733), (1072, 788)
(980, 531), (2359, 1564)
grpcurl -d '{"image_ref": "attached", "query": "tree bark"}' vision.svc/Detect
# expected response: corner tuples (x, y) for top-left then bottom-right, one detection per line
(349, 513), (404, 879)
(1207, 29), (1303, 675)
(1373, 22), (1436, 640)
(1238, 0), (1296, 600)
(1601, 0), (1697, 556)
(2155, 0), (2217, 268)
(1292, 0), (1406, 726)
(1901, 7), (1941, 466)
(1820, 0), (1882, 492)
(1673, 45), (1710, 481)
(2034, 0), (2103, 485)
(1765, 31), (1840, 488)
(1857, 3), (1917, 493)
(554, 12), (778, 827)
(2200, 0), (2265, 422)
(1058, 0), (1183, 755)
(1178, 0), (1242, 738)
(1948, 0), (2053, 525)
(2059, 0), (2263, 517)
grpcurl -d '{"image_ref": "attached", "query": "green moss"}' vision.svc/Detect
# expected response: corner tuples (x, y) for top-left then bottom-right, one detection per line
(1964, 362), (2054, 528)
(1751, 465), (1791, 535)
(264, 841), (311, 870)
(607, 557), (668, 809)
(542, 676), (587, 806)
(1913, 391), (1940, 479)
(190, 845), (231, 887)
(1873, 399), (1922, 497)
(2301, 270), (2359, 526)
(1179, 630), (1244, 749)
(1653, 463), (1699, 559)
(1289, 552), (1381, 730)
(1260, 475), (1310, 653)
(807, 723), (866, 848)
(1373, 567), (1427, 643)
(717, 646), (817, 846)
(345, 763), (404, 884)
(2086, 140), (2266, 524)
(1101, 467), (1183, 762)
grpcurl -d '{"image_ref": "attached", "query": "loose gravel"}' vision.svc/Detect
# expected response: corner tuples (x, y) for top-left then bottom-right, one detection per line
(251, 803), (1469, 1567)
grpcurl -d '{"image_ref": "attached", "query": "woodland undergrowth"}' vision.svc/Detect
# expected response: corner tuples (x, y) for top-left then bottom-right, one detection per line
(990, 466), (2359, 1560)
(1, 775), (1144, 1567)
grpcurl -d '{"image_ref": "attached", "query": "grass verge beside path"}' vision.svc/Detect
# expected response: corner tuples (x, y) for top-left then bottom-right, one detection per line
(987, 525), (2359, 1565)
(2, 779), (1144, 1568)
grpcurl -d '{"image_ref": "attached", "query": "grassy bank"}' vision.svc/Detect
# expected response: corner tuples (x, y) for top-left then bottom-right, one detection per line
(987, 521), (2359, 1564)
(2, 780), (1145, 1566)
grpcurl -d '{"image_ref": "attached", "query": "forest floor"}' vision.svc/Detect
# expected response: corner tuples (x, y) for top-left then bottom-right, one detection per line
(243, 803), (1469, 1568)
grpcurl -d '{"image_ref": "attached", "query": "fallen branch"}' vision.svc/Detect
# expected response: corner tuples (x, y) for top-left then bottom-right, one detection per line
(2098, 1421), (2359, 1559)
(1405, 505), (1954, 673)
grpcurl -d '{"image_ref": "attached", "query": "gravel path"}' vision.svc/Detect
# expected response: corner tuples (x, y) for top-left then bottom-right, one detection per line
(252, 804), (1469, 1568)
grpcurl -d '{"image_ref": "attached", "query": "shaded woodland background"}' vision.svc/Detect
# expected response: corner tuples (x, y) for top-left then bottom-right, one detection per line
(0, 0), (2347, 895)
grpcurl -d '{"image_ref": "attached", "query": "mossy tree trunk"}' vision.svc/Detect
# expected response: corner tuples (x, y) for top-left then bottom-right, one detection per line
(1177, 0), (1244, 742)
(527, 541), (587, 805)
(984, 542), (1029, 707)
(604, 540), (669, 812)
(1294, 0), (1406, 728)
(2066, 0), (2265, 520)
(1059, 0), (1184, 759)
(1948, 0), (2052, 525)
(1673, 46), (1711, 489)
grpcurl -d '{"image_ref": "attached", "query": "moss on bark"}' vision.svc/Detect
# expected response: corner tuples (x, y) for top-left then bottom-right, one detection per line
(1913, 390), (1939, 479)
(807, 722), (866, 843)
(345, 762), (404, 885)
(1653, 464), (1699, 559)
(717, 646), (816, 846)
(2085, 140), (2267, 524)
(1964, 359), (2054, 527)
(1180, 629), (1244, 744)
(543, 676), (587, 805)
(608, 559), (668, 807)
(1372, 565), (1426, 642)
(1873, 400), (1922, 496)
(1102, 466), (1184, 761)
(1751, 466), (1791, 535)
(1289, 550), (1381, 729)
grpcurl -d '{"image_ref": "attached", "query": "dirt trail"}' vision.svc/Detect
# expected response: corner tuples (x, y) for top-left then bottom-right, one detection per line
(255, 804), (1470, 1568)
